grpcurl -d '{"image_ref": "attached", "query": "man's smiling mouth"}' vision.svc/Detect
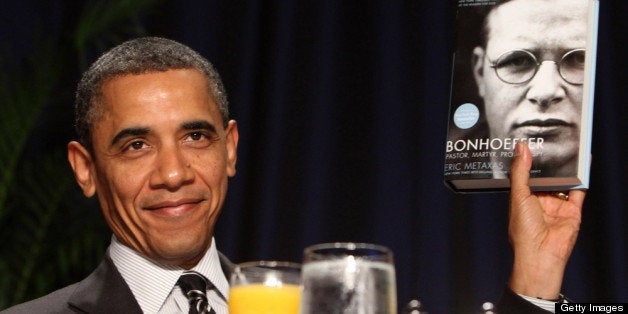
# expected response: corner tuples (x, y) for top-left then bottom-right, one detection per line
(144, 198), (205, 217)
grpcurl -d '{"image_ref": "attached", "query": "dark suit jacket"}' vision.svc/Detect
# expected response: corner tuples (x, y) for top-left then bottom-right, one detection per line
(496, 286), (553, 314)
(2, 253), (235, 314)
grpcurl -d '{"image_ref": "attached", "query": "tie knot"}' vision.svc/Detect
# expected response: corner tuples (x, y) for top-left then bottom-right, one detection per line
(177, 271), (213, 314)
(178, 271), (208, 294)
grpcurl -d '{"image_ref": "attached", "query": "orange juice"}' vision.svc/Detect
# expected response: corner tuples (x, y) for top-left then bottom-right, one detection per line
(229, 284), (301, 314)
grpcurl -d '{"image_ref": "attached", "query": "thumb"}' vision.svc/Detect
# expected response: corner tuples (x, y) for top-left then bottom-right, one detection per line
(510, 142), (532, 202)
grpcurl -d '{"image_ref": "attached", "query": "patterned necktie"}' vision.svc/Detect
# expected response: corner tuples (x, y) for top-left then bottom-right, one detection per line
(177, 271), (216, 314)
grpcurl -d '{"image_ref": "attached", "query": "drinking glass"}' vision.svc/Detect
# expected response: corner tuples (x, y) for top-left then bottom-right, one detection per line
(229, 261), (302, 314)
(299, 242), (397, 314)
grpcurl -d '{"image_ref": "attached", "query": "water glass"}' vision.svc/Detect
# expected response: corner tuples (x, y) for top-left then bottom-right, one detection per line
(299, 242), (397, 314)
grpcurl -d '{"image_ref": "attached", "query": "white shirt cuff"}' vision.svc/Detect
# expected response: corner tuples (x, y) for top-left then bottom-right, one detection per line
(518, 294), (557, 313)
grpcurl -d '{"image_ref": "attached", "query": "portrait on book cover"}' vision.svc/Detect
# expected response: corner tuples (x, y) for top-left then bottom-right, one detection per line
(447, 0), (590, 180)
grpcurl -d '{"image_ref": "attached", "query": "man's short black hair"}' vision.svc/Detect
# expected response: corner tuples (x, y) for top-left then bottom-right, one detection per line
(74, 37), (229, 151)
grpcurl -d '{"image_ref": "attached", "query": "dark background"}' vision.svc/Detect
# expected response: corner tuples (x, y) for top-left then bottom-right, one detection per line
(1, 1), (626, 313)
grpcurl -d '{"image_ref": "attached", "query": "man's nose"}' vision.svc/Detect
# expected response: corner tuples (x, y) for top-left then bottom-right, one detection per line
(149, 145), (194, 190)
(525, 61), (567, 107)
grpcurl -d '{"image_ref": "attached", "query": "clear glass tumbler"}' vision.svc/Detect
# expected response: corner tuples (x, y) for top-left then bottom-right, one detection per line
(299, 242), (397, 314)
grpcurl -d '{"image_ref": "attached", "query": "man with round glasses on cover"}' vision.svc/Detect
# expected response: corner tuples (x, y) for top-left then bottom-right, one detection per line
(472, 0), (589, 180)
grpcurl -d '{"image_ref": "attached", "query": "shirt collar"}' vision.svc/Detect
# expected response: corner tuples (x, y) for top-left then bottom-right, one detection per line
(108, 236), (229, 313)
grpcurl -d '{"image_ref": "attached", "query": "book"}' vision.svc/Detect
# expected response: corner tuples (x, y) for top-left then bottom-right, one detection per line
(443, 0), (599, 192)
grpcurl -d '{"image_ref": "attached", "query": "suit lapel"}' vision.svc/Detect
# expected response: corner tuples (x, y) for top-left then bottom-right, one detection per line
(67, 255), (142, 313)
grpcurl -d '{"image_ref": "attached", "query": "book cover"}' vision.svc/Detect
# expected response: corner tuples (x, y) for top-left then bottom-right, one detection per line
(443, 0), (599, 192)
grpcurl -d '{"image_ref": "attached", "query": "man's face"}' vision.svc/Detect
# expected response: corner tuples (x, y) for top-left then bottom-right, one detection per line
(69, 69), (238, 269)
(473, 0), (588, 169)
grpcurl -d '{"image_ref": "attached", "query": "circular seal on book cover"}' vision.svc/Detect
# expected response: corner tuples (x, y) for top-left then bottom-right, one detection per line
(453, 103), (479, 129)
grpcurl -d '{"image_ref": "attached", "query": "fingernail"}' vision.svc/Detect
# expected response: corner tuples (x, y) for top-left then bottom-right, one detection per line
(515, 142), (523, 157)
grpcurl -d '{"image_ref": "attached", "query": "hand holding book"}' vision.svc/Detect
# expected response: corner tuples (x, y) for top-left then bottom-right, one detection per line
(507, 142), (586, 300)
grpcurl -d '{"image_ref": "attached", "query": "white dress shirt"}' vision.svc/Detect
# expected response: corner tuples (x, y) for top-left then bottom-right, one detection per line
(519, 294), (558, 313)
(108, 236), (230, 314)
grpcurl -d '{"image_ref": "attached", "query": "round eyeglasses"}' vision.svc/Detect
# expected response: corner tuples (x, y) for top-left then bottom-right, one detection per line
(488, 49), (585, 85)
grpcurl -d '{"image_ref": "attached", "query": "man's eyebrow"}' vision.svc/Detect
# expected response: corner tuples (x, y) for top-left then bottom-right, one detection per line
(182, 120), (217, 133)
(111, 127), (150, 147)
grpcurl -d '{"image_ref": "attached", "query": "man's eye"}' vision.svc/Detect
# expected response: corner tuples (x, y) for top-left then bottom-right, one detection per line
(562, 51), (585, 68)
(128, 141), (147, 151)
(187, 132), (205, 141)
(499, 56), (534, 70)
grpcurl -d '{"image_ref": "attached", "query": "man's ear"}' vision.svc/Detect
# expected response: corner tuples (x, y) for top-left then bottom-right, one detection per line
(67, 141), (97, 197)
(472, 46), (487, 97)
(225, 120), (239, 177)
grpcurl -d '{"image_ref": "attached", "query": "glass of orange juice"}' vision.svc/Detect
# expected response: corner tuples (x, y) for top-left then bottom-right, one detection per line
(228, 261), (301, 314)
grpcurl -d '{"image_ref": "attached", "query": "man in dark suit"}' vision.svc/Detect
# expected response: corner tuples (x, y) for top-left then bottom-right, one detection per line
(2, 37), (584, 313)
(4, 37), (239, 313)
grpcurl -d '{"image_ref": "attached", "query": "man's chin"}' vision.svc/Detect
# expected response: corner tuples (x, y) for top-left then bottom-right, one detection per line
(149, 238), (211, 268)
